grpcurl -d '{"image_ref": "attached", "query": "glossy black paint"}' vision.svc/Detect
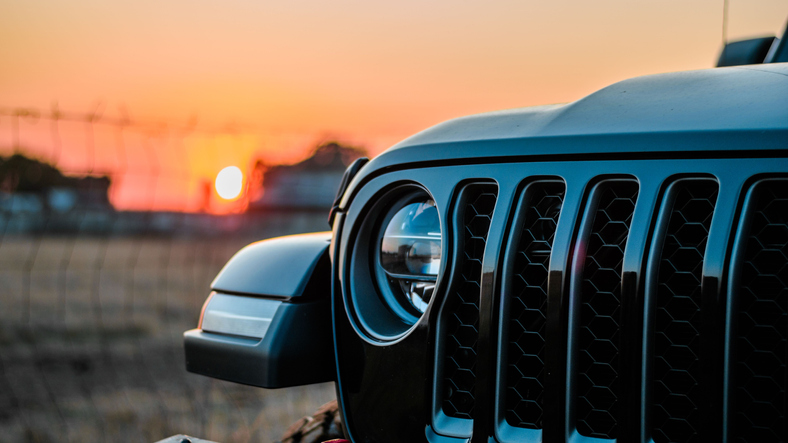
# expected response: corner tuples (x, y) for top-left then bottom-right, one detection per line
(341, 132), (788, 214)
(331, 157), (788, 443)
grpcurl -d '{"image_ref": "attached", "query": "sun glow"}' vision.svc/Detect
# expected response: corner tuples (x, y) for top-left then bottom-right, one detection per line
(215, 166), (244, 200)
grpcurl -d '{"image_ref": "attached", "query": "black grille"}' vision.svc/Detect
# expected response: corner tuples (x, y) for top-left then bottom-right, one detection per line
(442, 184), (498, 419)
(505, 182), (565, 429)
(575, 180), (639, 439)
(731, 180), (788, 442)
(419, 168), (788, 441)
(651, 180), (718, 443)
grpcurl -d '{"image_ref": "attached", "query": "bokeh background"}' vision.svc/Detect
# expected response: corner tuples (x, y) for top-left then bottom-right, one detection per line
(1, 1), (786, 442)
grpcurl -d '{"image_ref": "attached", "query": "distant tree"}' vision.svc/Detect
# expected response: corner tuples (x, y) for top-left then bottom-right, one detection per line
(0, 153), (111, 191)
(301, 142), (366, 170)
(0, 153), (112, 208)
(247, 159), (269, 204)
(0, 154), (66, 193)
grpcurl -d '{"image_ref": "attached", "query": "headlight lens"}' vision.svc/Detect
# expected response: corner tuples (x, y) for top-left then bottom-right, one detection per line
(379, 199), (441, 314)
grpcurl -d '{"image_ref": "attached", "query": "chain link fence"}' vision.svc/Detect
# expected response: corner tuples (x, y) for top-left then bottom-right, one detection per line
(0, 107), (338, 442)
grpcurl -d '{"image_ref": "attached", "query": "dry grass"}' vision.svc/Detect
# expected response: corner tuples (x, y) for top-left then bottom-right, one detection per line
(0, 213), (336, 443)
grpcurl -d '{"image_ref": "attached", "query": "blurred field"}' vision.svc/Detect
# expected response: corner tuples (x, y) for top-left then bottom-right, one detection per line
(0, 212), (336, 443)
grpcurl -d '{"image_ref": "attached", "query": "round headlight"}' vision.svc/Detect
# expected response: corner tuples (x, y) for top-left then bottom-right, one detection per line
(347, 185), (442, 341)
(378, 199), (441, 314)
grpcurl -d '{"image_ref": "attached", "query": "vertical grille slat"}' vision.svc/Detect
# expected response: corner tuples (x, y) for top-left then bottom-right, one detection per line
(442, 184), (498, 419)
(651, 180), (718, 443)
(575, 180), (639, 439)
(731, 179), (788, 442)
(505, 181), (565, 430)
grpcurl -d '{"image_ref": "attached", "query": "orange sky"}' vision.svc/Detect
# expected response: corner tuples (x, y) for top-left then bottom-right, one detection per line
(1, 0), (786, 212)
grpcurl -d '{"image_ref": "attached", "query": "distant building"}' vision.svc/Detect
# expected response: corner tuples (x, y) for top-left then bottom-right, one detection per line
(249, 142), (365, 211)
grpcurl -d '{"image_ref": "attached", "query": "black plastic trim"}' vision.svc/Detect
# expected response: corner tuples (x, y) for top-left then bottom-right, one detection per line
(184, 297), (334, 388)
(496, 179), (566, 442)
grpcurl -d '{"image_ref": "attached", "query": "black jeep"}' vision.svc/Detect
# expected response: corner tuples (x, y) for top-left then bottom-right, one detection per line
(184, 30), (788, 443)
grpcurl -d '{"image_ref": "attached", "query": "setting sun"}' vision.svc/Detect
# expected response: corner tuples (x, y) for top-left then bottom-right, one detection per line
(215, 166), (244, 200)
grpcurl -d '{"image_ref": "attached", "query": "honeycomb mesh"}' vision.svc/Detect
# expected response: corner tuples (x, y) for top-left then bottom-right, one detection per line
(505, 182), (565, 429)
(442, 184), (498, 419)
(732, 180), (788, 442)
(651, 181), (718, 443)
(575, 180), (639, 439)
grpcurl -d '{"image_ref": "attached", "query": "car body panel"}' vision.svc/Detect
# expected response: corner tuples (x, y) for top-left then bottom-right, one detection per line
(211, 231), (332, 298)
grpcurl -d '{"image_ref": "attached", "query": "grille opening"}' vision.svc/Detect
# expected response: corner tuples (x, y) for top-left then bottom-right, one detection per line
(504, 181), (566, 430)
(442, 184), (498, 419)
(731, 179), (788, 442)
(575, 180), (639, 439)
(650, 180), (719, 443)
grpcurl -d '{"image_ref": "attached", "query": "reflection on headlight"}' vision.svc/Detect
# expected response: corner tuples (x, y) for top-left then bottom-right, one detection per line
(379, 200), (441, 313)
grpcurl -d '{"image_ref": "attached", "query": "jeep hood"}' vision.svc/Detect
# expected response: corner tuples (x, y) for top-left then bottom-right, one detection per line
(341, 64), (788, 208)
(394, 63), (788, 149)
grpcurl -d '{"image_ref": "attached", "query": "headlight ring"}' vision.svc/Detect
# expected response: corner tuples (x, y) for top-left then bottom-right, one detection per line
(347, 184), (443, 342)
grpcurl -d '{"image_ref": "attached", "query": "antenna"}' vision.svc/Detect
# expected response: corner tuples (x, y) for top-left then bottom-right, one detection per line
(722, 0), (729, 45)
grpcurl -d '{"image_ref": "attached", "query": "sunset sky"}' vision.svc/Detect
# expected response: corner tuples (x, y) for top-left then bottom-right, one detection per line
(1, 0), (786, 212)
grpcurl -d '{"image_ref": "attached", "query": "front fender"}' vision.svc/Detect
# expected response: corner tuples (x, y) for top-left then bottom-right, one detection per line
(184, 232), (335, 388)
